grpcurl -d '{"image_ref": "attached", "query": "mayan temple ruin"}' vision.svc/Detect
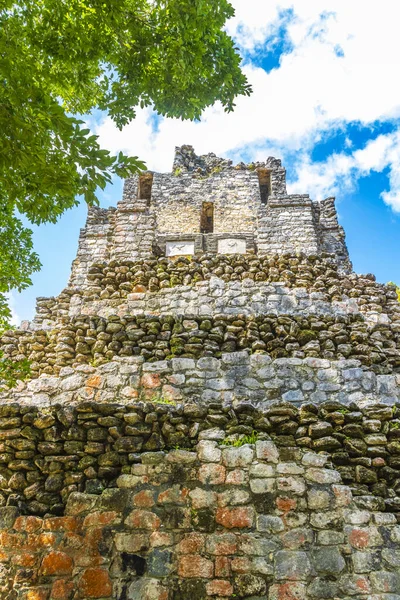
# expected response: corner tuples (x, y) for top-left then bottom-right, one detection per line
(1, 144), (400, 599)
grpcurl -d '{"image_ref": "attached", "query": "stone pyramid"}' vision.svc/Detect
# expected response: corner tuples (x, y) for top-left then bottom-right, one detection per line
(0, 146), (399, 599)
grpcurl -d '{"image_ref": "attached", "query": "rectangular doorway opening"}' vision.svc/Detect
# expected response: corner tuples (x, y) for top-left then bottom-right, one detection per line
(138, 173), (153, 205)
(257, 169), (271, 204)
(200, 202), (214, 233)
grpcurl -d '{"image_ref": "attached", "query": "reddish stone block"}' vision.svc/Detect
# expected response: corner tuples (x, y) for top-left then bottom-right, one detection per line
(158, 486), (189, 504)
(86, 374), (102, 388)
(230, 557), (252, 573)
(82, 527), (103, 555)
(0, 532), (25, 548)
(14, 516), (43, 533)
(276, 497), (297, 513)
(348, 528), (370, 549)
(269, 582), (307, 600)
(35, 532), (57, 548)
(83, 511), (120, 528)
(142, 388), (160, 400)
(43, 517), (79, 532)
(177, 533), (205, 554)
(215, 507), (255, 529)
(132, 490), (155, 508)
(168, 374), (184, 385)
(178, 555), (213, 578)
(40, 551), (74, 576)
(140, 373), (161, 389)
(215, 556), (231, 577)
(256, 440), (279, 463)
(74, 554), (104, 569)
(51, 579), (75, 600)
(354, 576), (371, 593)
(13, 553), (38, 567)
(84, 386), (96, 400)
(206, 580), (233, 596)
(132, 284), (147, 293)
(78, 568), (112, 598)
(125, 510), (161, 530)
(198, 463), (226, 485)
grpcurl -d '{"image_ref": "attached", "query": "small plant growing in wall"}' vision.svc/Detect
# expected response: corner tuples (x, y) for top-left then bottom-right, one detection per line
(173, 167), (182, 176)
(222, 430), (259, 447)
(211, 165), (222, 175)
(387, 282), (400, 301)
(150, 394), (177, 406)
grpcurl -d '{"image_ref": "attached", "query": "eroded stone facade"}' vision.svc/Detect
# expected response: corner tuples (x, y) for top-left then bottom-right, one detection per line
(67, 146), (351, 291)
(1, 146), (400, 599)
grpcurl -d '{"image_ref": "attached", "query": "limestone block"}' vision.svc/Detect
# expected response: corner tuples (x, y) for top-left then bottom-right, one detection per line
(166, 241), (194, 256)
(217, 238), (246, 254)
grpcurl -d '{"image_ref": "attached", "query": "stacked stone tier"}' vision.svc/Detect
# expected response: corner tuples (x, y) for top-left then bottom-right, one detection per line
(1, 397), (400, 515)
(33, 253), (400, 324)
(2, 312), (400, 380)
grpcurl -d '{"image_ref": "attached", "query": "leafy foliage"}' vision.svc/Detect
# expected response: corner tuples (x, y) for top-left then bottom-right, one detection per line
(1, 0), (250, 223)
(0, 354), (31, 391)
(0, 0), (251, 385)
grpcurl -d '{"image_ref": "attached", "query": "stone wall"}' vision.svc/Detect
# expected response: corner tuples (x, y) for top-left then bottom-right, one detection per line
(69, 207), (116, 288)
(151, 169), (261, 236)
(257, 196), (319, 257)
(1, 353), (400, 408)
(318, 198), (350, 266)
(2, 312), (400, 379)
(71, 279), (363, 321)
(1, 438), (400, 599)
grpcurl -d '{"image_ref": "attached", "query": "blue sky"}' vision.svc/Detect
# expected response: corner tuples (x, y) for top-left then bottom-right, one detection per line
(10, 0), (400, 323)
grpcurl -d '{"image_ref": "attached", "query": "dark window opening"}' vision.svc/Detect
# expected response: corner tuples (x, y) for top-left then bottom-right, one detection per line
(257, 169), (271, 204)
(138, 173), (153, 204)
(200, 202), (214, 233)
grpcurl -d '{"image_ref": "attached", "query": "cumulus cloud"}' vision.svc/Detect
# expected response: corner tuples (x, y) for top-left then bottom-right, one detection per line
(288, 131), (400, 212)
(94, 0), (400, 208)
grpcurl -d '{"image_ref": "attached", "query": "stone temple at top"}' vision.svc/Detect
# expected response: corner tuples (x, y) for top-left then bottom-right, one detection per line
(70, 144), (351, 291)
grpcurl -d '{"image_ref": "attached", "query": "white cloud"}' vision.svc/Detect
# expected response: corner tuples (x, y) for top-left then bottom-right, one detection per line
(289, 130), (400, 212)
(94, 0), (400, 208)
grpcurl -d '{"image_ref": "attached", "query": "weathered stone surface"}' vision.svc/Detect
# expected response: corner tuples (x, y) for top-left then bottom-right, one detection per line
(1, 146), (400, 600)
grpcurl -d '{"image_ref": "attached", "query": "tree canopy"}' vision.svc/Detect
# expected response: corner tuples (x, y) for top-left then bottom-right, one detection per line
(0, 0), (251, 385)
